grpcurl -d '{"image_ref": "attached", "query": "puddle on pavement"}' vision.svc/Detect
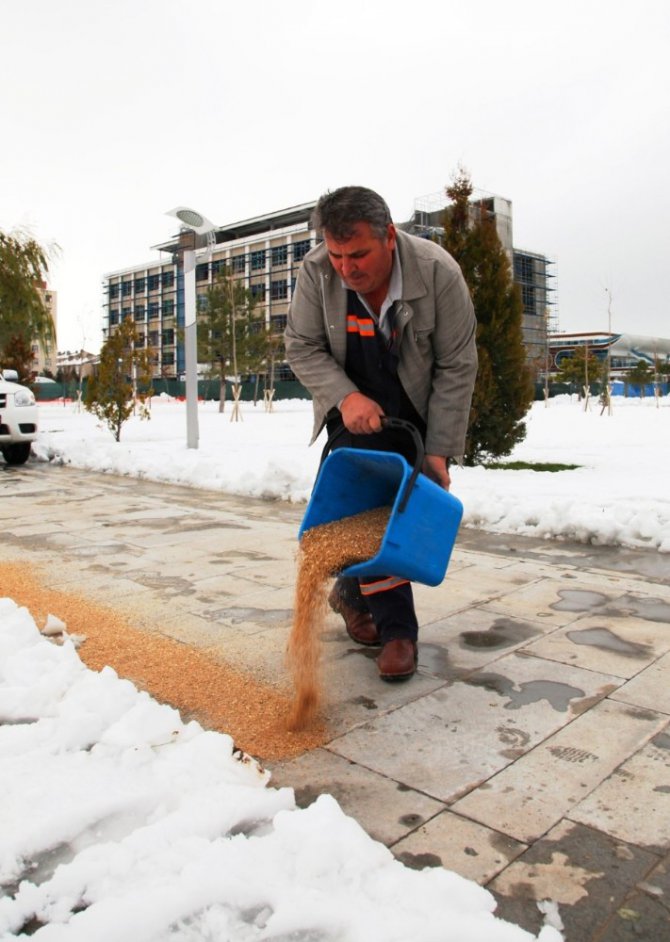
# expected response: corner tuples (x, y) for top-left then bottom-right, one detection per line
(551, 589), (611, 612)
(566, 627), (651, 657)
(466, 672), (585, 711)
(460, 617), (539, 651)
(653, 732), (670, 750)
(417, 643), (453, 677)
(210, 606), (293, 626)
(601, 594), (670, 624)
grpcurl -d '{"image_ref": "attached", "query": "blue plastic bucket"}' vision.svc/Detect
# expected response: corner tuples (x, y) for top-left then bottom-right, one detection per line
(299, 421), (463, 587)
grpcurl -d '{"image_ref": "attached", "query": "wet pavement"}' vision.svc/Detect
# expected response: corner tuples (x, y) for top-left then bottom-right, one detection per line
(1, 461), (669, 940)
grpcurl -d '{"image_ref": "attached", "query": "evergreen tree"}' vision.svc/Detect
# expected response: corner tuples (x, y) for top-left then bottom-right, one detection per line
(199, 268), (264, 417)
(626, 360), (652, 397)
(0, 230), (56, 362)
(440, 170), (533, 464)
(85, 318), (153, 441)
(555, 346), (604, 393)
(1, 334), (36, 384)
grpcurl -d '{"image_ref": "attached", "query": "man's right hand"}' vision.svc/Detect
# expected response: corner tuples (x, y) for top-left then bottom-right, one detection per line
(340, 392), (384, 434)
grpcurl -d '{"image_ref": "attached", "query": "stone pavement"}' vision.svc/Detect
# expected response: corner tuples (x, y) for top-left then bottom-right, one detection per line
(1, 462), (669, 940)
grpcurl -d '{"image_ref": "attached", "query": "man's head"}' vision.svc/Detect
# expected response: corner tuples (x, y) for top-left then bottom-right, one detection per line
(312, 186), (396, 303)
(311, 186), (392, 242)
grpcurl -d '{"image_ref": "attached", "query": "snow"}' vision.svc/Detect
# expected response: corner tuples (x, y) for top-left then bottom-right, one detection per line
(0, 601), (561, 941)
(2, 392), (668, 939)
(33, 392), (670, 553)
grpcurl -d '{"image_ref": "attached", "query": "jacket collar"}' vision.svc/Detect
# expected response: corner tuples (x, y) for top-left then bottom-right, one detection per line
(395, 230), (428, 301)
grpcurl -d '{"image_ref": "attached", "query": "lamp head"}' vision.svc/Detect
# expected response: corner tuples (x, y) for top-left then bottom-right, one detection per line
(166, 206), (216, 235)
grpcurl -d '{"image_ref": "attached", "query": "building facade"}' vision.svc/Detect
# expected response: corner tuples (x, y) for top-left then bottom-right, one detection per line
(103, 192), (556, 381)
(31, 282), (58, 376)
(549, 332), (670, 380)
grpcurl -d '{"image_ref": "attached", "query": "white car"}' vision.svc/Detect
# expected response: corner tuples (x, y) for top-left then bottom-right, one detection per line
(0, 371), (39, 465)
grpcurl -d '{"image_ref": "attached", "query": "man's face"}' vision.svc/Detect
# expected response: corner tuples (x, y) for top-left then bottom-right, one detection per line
(324, 222), (396, 299)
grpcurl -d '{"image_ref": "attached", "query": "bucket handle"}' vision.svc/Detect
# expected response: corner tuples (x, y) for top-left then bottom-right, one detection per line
(318, 416), (424, 514)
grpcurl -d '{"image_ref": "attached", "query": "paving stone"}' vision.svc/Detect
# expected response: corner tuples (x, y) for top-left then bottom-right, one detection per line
(417, 606), (553, 681)
(524, 613), (670, 679)
(481, 578), (613, 627)
(391, 809), (527, 884)
(569, 726), (670, 851)
(489, 819), (661, 941)
(452, 699), (666, 843)
(328, 652), (619, 803)
(269, 749), (445, 846)
(612, 653), (670, 716)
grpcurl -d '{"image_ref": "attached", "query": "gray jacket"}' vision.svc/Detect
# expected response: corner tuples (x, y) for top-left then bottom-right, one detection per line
(284, 229), (478, 458)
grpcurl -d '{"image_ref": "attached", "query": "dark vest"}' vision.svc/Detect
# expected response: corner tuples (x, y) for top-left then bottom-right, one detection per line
(328, 291), (425, 460)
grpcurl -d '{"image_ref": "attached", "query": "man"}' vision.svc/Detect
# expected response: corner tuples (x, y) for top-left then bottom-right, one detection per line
(285, 186), (477, 681)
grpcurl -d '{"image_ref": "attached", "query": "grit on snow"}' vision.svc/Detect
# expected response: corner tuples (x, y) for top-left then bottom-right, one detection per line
(33, 393), (670, 553)
(1, 394), (667, 941)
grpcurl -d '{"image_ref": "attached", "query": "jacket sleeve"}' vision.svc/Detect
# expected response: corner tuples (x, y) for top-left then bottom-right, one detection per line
(284, 260), (358, 412)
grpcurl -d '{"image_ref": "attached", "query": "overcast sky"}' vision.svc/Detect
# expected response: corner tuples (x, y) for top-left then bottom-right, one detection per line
(2, 0), (668, 352)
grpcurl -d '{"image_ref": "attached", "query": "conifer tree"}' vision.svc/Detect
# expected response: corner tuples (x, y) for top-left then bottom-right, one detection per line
(85, 317), (153, 441)
(440, 170), (533, 463)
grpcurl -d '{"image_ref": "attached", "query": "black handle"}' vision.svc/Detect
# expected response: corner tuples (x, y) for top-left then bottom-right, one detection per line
(318, 416), (424, 514)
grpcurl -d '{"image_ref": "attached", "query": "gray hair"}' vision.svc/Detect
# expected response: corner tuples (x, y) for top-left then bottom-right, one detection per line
(311, 186), (392, 241)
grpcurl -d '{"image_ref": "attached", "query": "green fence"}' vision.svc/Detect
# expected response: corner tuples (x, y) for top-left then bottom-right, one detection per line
(33, 377), (312, 403)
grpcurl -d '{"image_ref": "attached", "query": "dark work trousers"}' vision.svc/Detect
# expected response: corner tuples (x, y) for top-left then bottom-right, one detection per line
(327, 422), (422, 645)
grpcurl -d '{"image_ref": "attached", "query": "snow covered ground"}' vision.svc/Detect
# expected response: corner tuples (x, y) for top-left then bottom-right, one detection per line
(0, 600), (561, 941)
(33, 392), (670, 553)
(2, 393), (667, 940)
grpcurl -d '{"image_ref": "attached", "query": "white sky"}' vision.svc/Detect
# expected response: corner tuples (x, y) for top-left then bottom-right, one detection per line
(2, 0), (668, 352)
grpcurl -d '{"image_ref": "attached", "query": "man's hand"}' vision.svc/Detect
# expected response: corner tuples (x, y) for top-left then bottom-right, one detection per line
(422, 454), (451, 490)
(340, 392), (384, 434)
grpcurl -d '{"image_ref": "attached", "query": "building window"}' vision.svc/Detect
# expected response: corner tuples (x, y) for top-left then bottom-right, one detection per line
(197, 293), (209, 311)
(293, 239), (311, 262)
(148, 331), (159, 347)
(231, 255), (245, 274)
(162, 270), (175, 288)
(250, 283), (266, 301)
(251, 250), (266, 271)
(162, 352), (175, 366)
(271, 245), (288, 267)
(271, 279), (287, 301)
(109, 310), (119, 325)
(148, 302), (160, 318)
(148, 274), (160, 291)
(162, 329), (175, 346)
(109, 284), (120, 300)
(122, 307), (131, 319)
(122, 281), (132, 297)
(162, 298), (175, 315)
(134, 305), (145, 321)
(134, 276), (146, 293)
(196, 263), (209, 282)
(271, 314), (287, 331)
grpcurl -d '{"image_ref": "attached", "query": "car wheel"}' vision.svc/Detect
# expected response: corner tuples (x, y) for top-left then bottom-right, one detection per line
(1, 442), (32, 465)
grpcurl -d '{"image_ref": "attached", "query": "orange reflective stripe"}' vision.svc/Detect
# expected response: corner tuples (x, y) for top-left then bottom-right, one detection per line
(346, 315), (375, 337)
(360, 576), (410, 596)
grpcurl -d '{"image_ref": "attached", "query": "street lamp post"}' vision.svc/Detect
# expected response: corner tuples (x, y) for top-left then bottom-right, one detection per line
(165, 207), (216, 450)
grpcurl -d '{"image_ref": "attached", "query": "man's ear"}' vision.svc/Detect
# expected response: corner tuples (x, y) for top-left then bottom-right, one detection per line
(386, 223), (397, 250)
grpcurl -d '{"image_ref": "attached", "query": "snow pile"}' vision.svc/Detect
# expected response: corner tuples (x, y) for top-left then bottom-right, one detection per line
(0, 599), (561, 941)
(33, 394), (670, 553)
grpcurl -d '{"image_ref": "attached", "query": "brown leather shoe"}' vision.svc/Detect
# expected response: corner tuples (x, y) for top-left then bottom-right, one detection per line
(328, 585), (381, 646)
(377, 639), (418, 681)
